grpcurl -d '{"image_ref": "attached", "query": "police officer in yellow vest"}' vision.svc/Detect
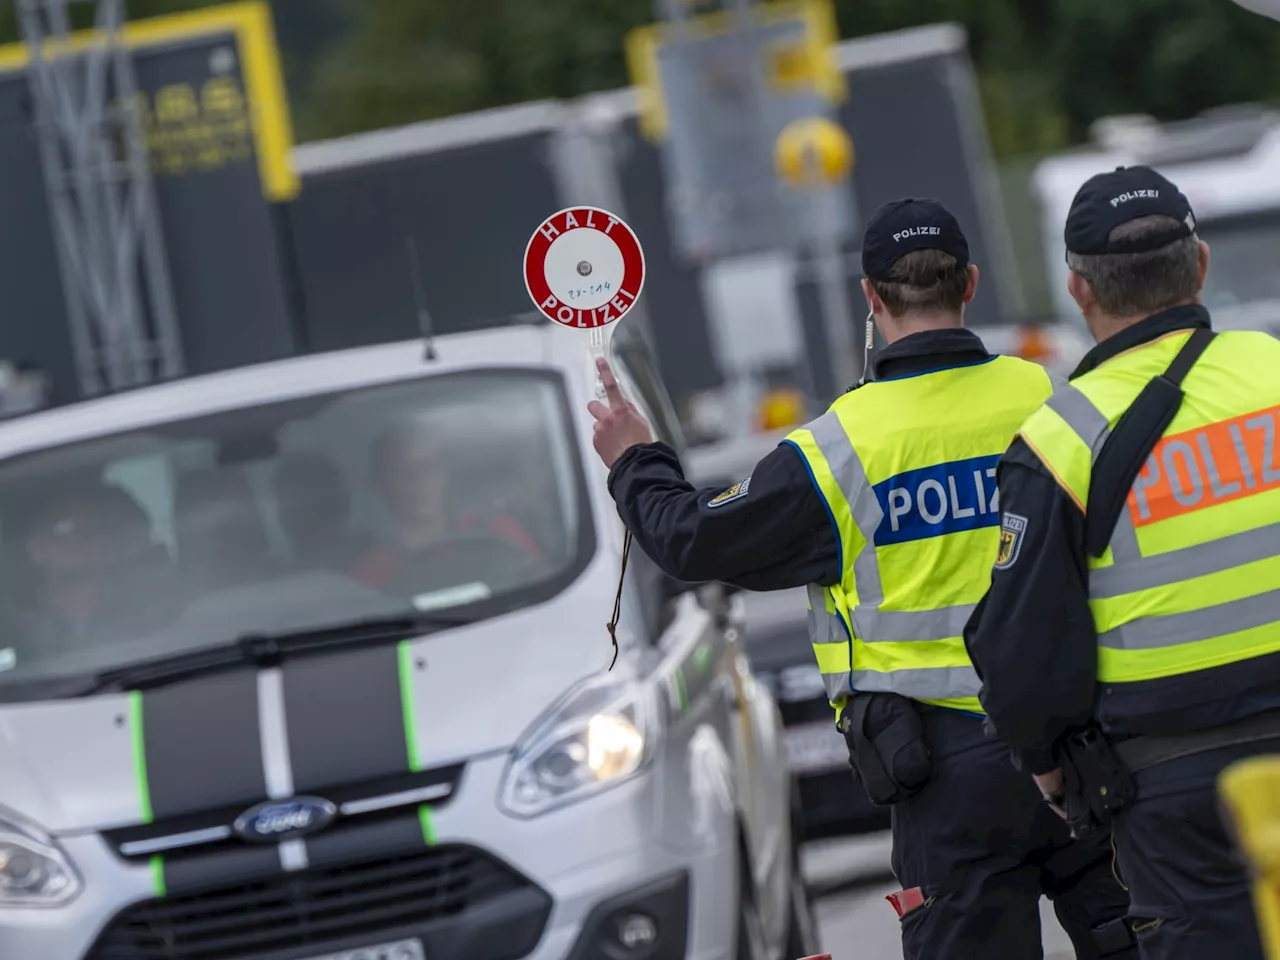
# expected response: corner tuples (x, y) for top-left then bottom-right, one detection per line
(965, 166), (1280, 960)
(589, 198), (1133, 959)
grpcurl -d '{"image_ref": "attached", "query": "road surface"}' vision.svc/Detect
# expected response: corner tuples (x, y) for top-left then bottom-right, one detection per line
(805, 833), (1078, 960)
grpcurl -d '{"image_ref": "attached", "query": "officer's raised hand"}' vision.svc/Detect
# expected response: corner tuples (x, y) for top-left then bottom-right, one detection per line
(587, 357), (653, 468)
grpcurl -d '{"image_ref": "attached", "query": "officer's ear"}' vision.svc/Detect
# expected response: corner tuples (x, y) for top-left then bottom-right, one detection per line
(962, 264), (980, 304)
(1196, 239), (1210, 293)
(860, 278), (881, 315)
(1067, 269), (1095, 315)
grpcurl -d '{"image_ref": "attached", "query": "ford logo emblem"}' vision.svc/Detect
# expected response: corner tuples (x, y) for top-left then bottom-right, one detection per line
(233, 797), (337, 843)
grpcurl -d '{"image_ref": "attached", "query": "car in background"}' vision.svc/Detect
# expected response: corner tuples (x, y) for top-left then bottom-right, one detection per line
(0, 317), (818, 960)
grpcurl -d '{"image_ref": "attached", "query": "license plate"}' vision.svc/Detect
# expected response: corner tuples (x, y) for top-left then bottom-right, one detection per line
(298, 939), (425, 960)
(783, 721), (849, 775)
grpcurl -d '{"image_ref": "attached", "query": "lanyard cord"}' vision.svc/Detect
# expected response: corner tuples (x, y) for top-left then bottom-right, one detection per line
(606, 528), (633, 671)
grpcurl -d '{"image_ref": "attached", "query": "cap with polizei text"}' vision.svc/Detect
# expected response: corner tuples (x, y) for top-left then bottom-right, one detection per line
(1064, 165), (1197, 256)
(861, 198), (970, 283)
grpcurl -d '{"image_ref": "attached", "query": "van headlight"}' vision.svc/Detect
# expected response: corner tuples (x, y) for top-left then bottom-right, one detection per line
(0, 809), (81, 907)
(498, 675), (658, 818)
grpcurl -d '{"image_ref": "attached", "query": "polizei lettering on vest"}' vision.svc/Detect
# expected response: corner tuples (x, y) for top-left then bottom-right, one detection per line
(872, 454), (1002, 546)
(1129, 404), (1280, 525)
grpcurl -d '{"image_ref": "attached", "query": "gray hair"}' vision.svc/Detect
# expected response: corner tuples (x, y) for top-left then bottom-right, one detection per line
(1065, 215), (1200, 317)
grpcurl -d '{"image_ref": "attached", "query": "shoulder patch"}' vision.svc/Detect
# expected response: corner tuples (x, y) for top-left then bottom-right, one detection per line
(994, 512), (1028, 570)
(707, 476), (751, 509)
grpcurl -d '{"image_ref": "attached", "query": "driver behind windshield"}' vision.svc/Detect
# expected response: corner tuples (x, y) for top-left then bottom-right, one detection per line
(349, 417), (544, 591)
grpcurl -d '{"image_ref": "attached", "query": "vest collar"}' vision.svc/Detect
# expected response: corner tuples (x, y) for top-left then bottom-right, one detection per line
(1069, 304), (1212, 380)
(871, 327), (990, 381)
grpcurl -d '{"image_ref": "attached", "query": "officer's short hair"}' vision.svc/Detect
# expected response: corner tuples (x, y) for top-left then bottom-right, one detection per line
(1065, 215), (1200, 317)
(869, 249), (969, 318)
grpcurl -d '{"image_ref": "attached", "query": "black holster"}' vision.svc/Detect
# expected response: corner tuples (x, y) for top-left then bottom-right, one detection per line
(838, 693), (933, 806)
(1091, 916), (1140, 959)
(1060, 725), (1137, 839)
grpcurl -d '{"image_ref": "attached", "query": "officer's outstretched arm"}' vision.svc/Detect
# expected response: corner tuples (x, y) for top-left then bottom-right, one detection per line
(964, 439), (1098, 774)
(607, 440), (840, 591)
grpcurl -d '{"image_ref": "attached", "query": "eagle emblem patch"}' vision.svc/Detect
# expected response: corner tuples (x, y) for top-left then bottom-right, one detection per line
(994, 512), (1028, 570)
(708, 476), (751, 508)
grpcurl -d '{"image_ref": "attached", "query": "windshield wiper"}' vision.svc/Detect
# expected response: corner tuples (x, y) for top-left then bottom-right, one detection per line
(68, 613), (470, 697)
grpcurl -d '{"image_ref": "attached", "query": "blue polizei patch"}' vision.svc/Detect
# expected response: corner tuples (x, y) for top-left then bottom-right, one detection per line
(872, 454), (1003, 546)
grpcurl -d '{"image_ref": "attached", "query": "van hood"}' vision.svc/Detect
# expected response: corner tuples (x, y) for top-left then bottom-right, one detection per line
(0, 576), (631, 834)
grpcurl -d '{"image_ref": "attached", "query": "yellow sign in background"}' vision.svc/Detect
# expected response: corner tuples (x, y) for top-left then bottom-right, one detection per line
(625, 0), (846, 142)
(0, 1), (298, 201)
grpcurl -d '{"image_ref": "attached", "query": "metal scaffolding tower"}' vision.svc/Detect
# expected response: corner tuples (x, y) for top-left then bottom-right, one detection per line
(15, 0), (183, 397)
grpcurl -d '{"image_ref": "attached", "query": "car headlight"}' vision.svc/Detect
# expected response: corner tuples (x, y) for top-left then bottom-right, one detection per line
(498, 675), (658, 818)
(0, 809), (81, 907)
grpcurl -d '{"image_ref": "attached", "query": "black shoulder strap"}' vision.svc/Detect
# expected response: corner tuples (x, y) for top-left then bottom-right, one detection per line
(1083, 326), (1217, 558)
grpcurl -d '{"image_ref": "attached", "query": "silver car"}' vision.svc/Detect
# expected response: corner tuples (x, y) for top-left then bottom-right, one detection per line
(0, 320), (817, 960)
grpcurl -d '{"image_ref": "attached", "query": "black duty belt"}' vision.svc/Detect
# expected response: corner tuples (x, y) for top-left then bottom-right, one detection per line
(1114, 708), (1280, 774)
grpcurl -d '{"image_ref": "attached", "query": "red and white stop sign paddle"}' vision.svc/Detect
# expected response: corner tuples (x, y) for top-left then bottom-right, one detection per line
(524, 206), (645, 400)
(524, 206), (646, 329)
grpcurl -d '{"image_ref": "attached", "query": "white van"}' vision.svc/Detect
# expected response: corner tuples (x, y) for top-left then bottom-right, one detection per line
(0, 319), (817, 960)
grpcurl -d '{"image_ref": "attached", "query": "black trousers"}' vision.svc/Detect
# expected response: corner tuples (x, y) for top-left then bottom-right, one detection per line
(889, 707), (1133, 960)
(1112, 740), (1275, 960)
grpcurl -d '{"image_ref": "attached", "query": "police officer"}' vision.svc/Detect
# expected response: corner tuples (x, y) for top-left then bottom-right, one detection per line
(589, 198), (1134, 960)
(965, 166), (1280, 959)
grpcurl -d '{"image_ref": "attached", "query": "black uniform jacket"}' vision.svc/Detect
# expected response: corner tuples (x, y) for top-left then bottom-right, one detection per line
(963, 304), (1280, 775)
(607, 328), (991, 593)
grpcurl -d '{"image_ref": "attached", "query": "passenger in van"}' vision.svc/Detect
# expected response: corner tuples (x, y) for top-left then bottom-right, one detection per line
(350, 418), (544, 591)
(8, 479), (177, 650)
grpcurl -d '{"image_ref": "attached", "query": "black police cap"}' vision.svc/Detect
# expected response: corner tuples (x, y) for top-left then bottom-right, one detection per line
(1064, 165), (1197, 256)
(861, 198), (970, 283)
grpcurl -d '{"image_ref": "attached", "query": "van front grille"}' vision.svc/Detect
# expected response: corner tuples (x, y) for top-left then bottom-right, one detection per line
(87, 844), (541, 960)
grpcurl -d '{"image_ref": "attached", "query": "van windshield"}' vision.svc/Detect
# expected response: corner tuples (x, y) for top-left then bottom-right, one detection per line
(0, 368), (593, 694)
(1198, 210), (1280, 309)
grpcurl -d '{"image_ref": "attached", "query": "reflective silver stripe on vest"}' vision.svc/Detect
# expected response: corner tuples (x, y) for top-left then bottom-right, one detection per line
(805, 412), (968, 642)
(1090, 520), (1280, 599)
(807, 584), (852, 702)
(806, 411), (884, 607)
(1046, 384), (1147, 561)
(806, 583), (847, 644)
(821, 670), (853, 703)
(851, 665), (981, 701)
(1045, 386), (1111, 459)
(855, 604), (977, 642)
(1098, 585), (1280, 650)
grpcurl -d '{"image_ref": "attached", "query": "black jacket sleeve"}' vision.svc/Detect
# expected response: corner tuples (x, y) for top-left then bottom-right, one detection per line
(963, 438), (1098, 775)
(606, 440), (841, 591)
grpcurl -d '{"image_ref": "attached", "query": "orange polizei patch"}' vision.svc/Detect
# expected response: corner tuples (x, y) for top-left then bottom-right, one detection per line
(1128, 404), (1280, 527)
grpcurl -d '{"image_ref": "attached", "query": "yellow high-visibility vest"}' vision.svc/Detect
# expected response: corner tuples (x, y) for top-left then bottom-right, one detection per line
(1017, 329), (1280, 695)
(785, 354), (1055, 717)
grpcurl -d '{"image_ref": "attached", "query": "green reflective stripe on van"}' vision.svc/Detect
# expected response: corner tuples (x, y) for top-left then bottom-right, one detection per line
(418, 805), (437, 846)
(674, 669), (689, 713)
(397, 640), (422, 773)
(129, 691), (154, 825)
(150, 855), (166, 898)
